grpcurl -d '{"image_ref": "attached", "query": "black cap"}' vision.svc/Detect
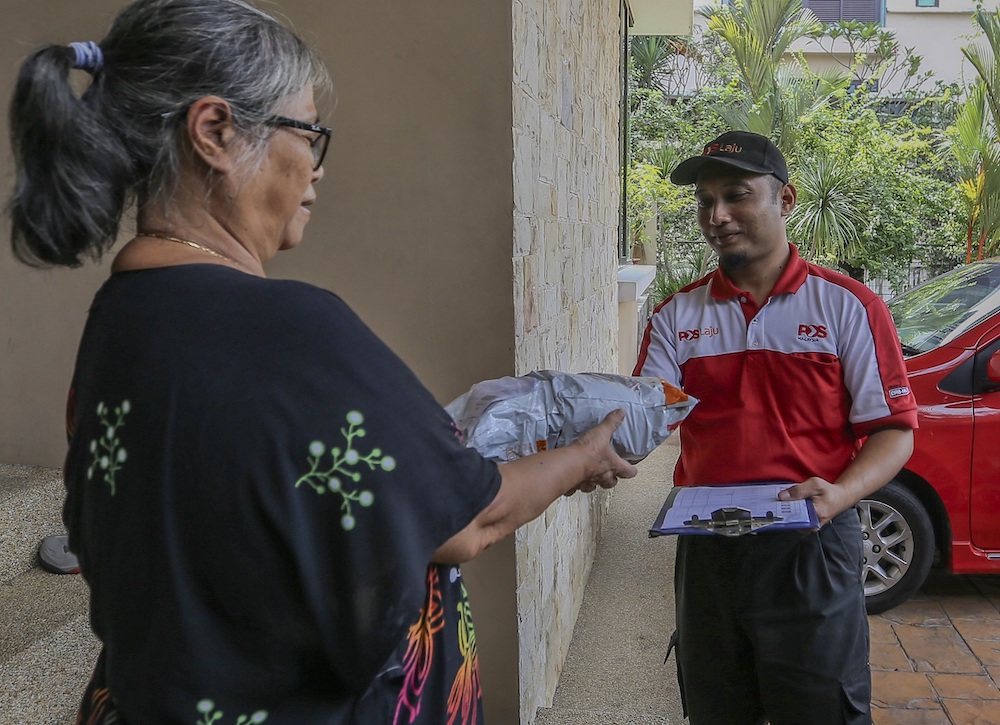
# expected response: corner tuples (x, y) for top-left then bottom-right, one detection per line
(669, 131), (788, 185)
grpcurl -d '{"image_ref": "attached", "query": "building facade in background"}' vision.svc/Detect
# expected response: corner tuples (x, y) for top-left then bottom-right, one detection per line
(799, 0), (1000, 93)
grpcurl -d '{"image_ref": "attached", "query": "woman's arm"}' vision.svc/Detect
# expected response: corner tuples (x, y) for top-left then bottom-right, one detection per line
(432, 410), (638, 563)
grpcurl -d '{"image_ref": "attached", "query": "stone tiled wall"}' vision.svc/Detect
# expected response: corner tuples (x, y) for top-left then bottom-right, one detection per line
(510, 0), (623, 721)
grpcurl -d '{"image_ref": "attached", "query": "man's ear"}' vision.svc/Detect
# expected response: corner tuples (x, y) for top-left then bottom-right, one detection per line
(185, 96), (239, 174)
(780, 183), (797, 217)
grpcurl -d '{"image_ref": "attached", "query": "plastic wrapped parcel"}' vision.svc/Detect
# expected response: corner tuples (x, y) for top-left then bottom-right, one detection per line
(445, 371), (697, 463)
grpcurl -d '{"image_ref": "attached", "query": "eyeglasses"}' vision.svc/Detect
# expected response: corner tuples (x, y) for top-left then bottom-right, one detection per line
(266, 116), (332, 171)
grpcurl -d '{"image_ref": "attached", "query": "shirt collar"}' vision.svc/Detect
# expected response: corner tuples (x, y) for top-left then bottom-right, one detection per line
(709, 243), (809, 301)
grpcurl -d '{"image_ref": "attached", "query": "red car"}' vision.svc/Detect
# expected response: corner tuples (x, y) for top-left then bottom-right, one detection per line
(860, 257), (1000, 614)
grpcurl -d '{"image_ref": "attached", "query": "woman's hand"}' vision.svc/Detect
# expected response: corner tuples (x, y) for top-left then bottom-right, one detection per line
(433, 409), (639, 563)
(564, 409), (638, 496)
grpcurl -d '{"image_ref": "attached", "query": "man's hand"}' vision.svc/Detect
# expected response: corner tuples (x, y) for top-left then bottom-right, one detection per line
(778, 427), (914, 527)
(778, 477), (856, 527)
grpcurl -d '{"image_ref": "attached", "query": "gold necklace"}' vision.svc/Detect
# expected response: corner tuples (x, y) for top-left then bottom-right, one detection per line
(137, 232), (239, 266)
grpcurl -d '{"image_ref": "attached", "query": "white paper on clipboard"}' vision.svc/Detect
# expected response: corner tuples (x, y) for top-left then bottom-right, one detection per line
(649, 482), (820, 537)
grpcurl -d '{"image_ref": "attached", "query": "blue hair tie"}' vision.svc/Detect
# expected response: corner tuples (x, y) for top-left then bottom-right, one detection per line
(69, 41), (104, 74)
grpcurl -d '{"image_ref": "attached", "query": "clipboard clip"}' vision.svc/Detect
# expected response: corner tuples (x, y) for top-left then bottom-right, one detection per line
(684, 506), (784, 537)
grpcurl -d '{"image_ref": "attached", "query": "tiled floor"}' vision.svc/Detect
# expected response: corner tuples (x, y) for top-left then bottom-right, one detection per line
(871, 568), (1000, 724)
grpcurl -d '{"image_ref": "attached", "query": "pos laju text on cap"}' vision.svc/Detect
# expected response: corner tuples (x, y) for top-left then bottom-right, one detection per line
(669, 130), (789, 186)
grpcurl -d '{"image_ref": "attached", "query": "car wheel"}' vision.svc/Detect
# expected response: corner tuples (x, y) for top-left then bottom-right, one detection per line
(857, 480), (935, 615)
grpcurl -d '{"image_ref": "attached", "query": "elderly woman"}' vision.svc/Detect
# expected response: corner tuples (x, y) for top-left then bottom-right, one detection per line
(6, 1), (636, 722)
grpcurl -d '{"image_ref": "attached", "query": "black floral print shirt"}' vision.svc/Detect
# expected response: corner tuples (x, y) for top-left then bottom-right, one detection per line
(65, 265), (500, 724)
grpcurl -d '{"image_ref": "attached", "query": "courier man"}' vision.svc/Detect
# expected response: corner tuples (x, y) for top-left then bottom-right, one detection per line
(634, 130), (917, 724)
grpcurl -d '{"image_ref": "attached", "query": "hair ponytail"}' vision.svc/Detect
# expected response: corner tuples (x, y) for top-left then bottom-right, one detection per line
(6, 0), (329, 269)
(8, 44), (134, 267)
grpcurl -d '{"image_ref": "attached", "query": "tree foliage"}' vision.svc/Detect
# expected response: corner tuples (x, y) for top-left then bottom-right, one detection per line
(701, 0), (849, 154)
(793, 101), (963, 283)
(954, 8), (1000, 259)
(628, 0), (969, 300)
(807, 19), (933, 94)
(630, 36), (692, 92)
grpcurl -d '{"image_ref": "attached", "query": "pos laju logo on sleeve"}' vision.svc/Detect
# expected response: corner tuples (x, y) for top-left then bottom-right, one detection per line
(677, 326), (721, 342)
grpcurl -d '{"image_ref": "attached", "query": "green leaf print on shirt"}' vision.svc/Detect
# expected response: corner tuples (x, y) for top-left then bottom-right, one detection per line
(295, 410), (397, 531)
(195, 700), (267, 724)
(86, 400), (130, 496)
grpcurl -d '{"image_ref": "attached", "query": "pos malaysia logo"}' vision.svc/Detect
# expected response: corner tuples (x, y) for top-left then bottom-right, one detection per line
(796, 323), (828, 342)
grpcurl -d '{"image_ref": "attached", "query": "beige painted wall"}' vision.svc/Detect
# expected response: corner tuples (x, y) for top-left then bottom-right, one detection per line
(883, 9), (983, 92)
(0, 3), (118, 465)
(884, 0), (998, 12)
(1, 0), (517, 467)
(2, 0), (524, 720)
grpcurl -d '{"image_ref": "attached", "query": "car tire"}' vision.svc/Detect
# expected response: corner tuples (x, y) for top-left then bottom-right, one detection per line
(857, 480), (935, 615)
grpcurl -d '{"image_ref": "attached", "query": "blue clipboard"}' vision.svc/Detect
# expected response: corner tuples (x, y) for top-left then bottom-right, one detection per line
(649, 481), (820, 537)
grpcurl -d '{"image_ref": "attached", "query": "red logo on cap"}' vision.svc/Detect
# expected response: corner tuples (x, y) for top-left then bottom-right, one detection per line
(704, 143), (743, 156)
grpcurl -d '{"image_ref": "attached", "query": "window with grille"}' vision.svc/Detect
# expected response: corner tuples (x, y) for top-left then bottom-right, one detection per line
(803, 0), (881, 23)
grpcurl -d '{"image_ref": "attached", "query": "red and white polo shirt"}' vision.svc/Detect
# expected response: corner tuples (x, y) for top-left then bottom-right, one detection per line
(634, 244), (918, 487)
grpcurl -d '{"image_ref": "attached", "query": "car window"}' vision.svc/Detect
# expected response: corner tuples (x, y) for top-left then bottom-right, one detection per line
(888, 260), (1000, 356)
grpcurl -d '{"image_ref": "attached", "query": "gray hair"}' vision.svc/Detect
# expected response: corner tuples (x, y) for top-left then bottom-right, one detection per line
(7, 0), (331, 267)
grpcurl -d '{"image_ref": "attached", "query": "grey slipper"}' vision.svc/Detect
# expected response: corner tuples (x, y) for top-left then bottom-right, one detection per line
(38, 535), (80, 575)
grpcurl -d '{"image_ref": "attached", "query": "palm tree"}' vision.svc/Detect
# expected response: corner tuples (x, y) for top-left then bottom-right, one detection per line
(790, 156), (873, 267)
(699, 0), (876, 276)
(635, 140), (684, 180)
(956, 9), (1000, 259)
(937, 82), (999, 262)
(700, 0), (849, 156)
(630, 36), (691, 93)
(964, 10), (1000, 137)
(975, 148), (1000, 259)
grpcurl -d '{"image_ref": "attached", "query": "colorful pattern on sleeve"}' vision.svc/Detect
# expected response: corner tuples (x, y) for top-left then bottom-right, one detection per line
(446, 576), (482, 725)
(394, 567), (444, 724)
(392, 566), (484, 725)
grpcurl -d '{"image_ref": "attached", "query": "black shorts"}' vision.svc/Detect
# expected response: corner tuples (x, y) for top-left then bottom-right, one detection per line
(672, 508), (871, 725)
